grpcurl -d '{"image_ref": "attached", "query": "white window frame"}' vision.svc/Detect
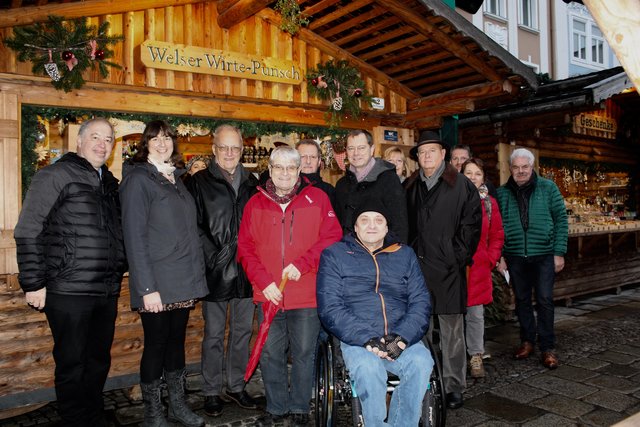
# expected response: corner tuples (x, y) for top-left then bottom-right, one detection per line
(570, 16), (608, 68)
(518, 0), (538, 30)
(484, 0), (506, 19)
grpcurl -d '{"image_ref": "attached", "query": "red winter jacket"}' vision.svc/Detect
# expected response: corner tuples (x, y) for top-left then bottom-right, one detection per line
(467, 196), (504, 307)
(238, 183), (342, 310)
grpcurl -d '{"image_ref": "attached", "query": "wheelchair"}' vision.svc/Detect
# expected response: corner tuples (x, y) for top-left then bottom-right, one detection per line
(314, 335), (446, 426)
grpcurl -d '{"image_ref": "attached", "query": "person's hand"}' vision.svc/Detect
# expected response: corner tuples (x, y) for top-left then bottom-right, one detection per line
(282, 264), (301, 281)
(497, 257), (508, 273)
(381, 334), (407, 360)
(262, 283), (283, 305)
(143, 292), (164, 313)
(554, 255), (565, 273)
(364, 337), (389, 359)
(25, 288), (46, 310)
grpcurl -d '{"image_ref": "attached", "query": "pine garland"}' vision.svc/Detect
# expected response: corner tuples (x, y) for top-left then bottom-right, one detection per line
(4, 15), (124, 92)
(307, 59), (373, 128)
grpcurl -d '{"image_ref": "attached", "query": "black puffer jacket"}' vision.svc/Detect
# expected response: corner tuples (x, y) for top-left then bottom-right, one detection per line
(15, 152), (127, 296)
(334, 159), (408, 243)
(186, 162), (258, 301)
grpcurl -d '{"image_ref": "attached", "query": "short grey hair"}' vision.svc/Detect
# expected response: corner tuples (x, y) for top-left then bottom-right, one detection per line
(510, 148), (535, 166)
(270, 146), (301, 167)
(213, 124), (243, 145)
(78, 117), (113, 138)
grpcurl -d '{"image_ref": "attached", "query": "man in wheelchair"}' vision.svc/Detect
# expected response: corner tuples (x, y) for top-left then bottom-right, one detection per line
(317, 201), (433, 426)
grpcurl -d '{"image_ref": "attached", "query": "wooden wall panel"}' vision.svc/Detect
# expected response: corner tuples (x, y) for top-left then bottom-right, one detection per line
(0, 91), (19, 275)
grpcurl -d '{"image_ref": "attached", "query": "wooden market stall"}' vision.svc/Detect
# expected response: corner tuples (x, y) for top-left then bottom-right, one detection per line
(0, 0), (537, 412)
(458, 67), (640, 305)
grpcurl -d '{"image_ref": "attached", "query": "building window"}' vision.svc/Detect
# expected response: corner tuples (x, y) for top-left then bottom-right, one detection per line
(571, 17), (608, 67)
(572, 19), (587, 60)
(591, 25), (605, 64)
(519, 0), (538, 29)
(484, 0), (506, 19)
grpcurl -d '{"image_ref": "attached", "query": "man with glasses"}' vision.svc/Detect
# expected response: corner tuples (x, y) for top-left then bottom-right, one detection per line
(405, 130), (481, 410)
(496, 148), (567, 370)
(296, 138), (335, 206)
(186, 124), (259, 416)
(334, 129), (408, 242)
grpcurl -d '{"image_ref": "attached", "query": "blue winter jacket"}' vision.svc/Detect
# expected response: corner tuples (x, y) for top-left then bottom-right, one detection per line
(317, 234), (431, 347)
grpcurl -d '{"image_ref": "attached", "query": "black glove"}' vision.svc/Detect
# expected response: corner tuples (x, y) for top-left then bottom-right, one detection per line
(382, 334), (407, 360)
(363, 337), (385, 353)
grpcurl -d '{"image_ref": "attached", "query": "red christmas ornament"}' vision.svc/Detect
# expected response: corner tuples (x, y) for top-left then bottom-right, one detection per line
(311, 77), (318, 86)
(62, 51), (73, 61)
(95, 49), (105, 60)
(353, 88), (363, 97)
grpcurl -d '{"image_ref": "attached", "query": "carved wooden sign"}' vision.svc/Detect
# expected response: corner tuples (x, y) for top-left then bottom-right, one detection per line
(141, 40), (303, 85)
(572, 113), (617, 139)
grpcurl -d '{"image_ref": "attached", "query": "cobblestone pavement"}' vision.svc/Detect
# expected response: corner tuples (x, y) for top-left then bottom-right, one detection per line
(2, 285), (640, 426)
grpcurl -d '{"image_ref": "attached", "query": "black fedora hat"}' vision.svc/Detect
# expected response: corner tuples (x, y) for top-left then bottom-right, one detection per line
(409, 130), (448, 161)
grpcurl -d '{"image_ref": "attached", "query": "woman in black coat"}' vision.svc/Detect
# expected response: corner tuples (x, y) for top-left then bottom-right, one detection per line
(120, 120), (208, 427)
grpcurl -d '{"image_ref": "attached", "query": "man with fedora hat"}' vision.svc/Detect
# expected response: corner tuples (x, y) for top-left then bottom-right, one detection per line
(404, 130), (482, 410)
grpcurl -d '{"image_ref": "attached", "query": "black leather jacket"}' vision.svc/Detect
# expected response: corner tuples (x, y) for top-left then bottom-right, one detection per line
(187, 162), (258, 301)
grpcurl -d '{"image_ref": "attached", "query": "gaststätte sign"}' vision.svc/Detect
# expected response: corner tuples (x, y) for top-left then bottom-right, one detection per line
(141, 40), (303, 85)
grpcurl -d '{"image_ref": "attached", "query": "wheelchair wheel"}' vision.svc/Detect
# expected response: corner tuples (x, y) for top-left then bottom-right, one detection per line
(314, 339), (336, 427)
(420, 340), (446, 427)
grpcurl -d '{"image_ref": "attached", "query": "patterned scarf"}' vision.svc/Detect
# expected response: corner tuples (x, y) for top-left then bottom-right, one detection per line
(148, 158), (176, 184)
(479, 183), (491, 224)
(264, 177), (301, 204)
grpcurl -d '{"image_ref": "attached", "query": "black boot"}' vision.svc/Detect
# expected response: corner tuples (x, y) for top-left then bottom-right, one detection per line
(164, 369), (204, 427)
(140, 379), (169, 427)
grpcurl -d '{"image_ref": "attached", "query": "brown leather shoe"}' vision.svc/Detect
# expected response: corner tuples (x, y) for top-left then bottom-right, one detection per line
(513, 341), (534, 359)
(541, 351), (559, 369)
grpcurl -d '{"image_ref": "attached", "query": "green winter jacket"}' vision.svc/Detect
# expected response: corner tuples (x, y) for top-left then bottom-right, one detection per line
(497, 174), (568, 257)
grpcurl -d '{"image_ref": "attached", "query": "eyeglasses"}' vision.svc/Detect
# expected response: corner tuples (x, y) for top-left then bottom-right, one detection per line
(300, 155), (319, 161)
(215, 145), (242, 154)
(270, 164), (299, 173)
(417, 147), (440, 157)
(346, 145), (370, 153)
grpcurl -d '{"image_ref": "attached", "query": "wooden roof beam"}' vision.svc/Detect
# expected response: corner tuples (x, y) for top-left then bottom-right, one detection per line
(371, 43), (439, 68)
(320, 6), (388, 39)
(349, 27), (415, 55)
(217, 0), (272, 29)
(359, 34), (426, 61)
(308, 0), (371, 31)
(409, 80), (516, 111)
(405, 99), (475, 122)
(256, 8), (418, 100)
(302, 0), (342, 17)
(0, 0), (205, 28)
(372, 0), (502, 81)
(333, 16), (401, 46)
(385, 51), (450, 75)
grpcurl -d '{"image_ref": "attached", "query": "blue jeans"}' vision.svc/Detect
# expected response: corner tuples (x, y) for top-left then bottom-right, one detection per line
(506, 254), (556, 351)
(257, 306), (320, 416)
(341, 341), (433, 427)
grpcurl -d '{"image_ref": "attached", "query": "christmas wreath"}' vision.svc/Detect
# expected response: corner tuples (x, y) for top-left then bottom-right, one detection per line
(307, 59), (372, 128)
(4, 15), (124, 92)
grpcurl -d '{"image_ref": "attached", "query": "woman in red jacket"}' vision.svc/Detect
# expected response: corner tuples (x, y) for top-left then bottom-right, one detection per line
(462, 159), (504, 378)
(238, 146), (342, 426)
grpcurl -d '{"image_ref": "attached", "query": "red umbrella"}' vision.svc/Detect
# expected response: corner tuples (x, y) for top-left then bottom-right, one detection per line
(244, 277), (288, 382)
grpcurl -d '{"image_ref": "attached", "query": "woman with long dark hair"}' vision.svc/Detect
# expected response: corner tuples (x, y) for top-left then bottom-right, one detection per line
(120, 120), (208, 427)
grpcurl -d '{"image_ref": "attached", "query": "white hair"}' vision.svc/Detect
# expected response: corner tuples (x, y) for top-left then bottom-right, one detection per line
(270, 146), (301, 167)
(510, 148), (535, 166)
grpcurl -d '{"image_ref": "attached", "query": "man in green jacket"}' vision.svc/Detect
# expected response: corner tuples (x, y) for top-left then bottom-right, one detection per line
(497, 148), (568, 370)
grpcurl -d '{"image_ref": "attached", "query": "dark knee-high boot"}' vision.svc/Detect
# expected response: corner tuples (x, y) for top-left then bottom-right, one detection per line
(140, 379), (169, 427)
(164, 369), (204, 427)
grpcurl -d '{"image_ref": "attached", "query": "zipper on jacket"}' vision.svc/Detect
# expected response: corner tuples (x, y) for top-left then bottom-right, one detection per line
(289, 211), (295, 244)
(281, 214), (286, 271)
(524, 231), (528, 257)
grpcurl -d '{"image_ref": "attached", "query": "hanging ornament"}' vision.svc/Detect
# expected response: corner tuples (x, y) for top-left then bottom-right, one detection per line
(317, 75), (327, 89)
(332, 96), (343, 111)
(334, 151), (347, 171)
(88, 39), (98, 59)
(64, 52), (78, 71)
(95, 49), (105, 60)
(311, 77), (318, 86)
(44, 50), (61, 81)
(61, 50), (73, 61)
(36, 131), (46, 142)
(353, 88), (363, 97)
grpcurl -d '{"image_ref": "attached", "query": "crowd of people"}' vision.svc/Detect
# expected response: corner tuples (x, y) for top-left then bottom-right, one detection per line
(14, 118), (568, 427)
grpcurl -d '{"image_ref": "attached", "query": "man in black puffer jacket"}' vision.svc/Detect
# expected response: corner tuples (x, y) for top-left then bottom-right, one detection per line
(14, 118), (127, 427)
